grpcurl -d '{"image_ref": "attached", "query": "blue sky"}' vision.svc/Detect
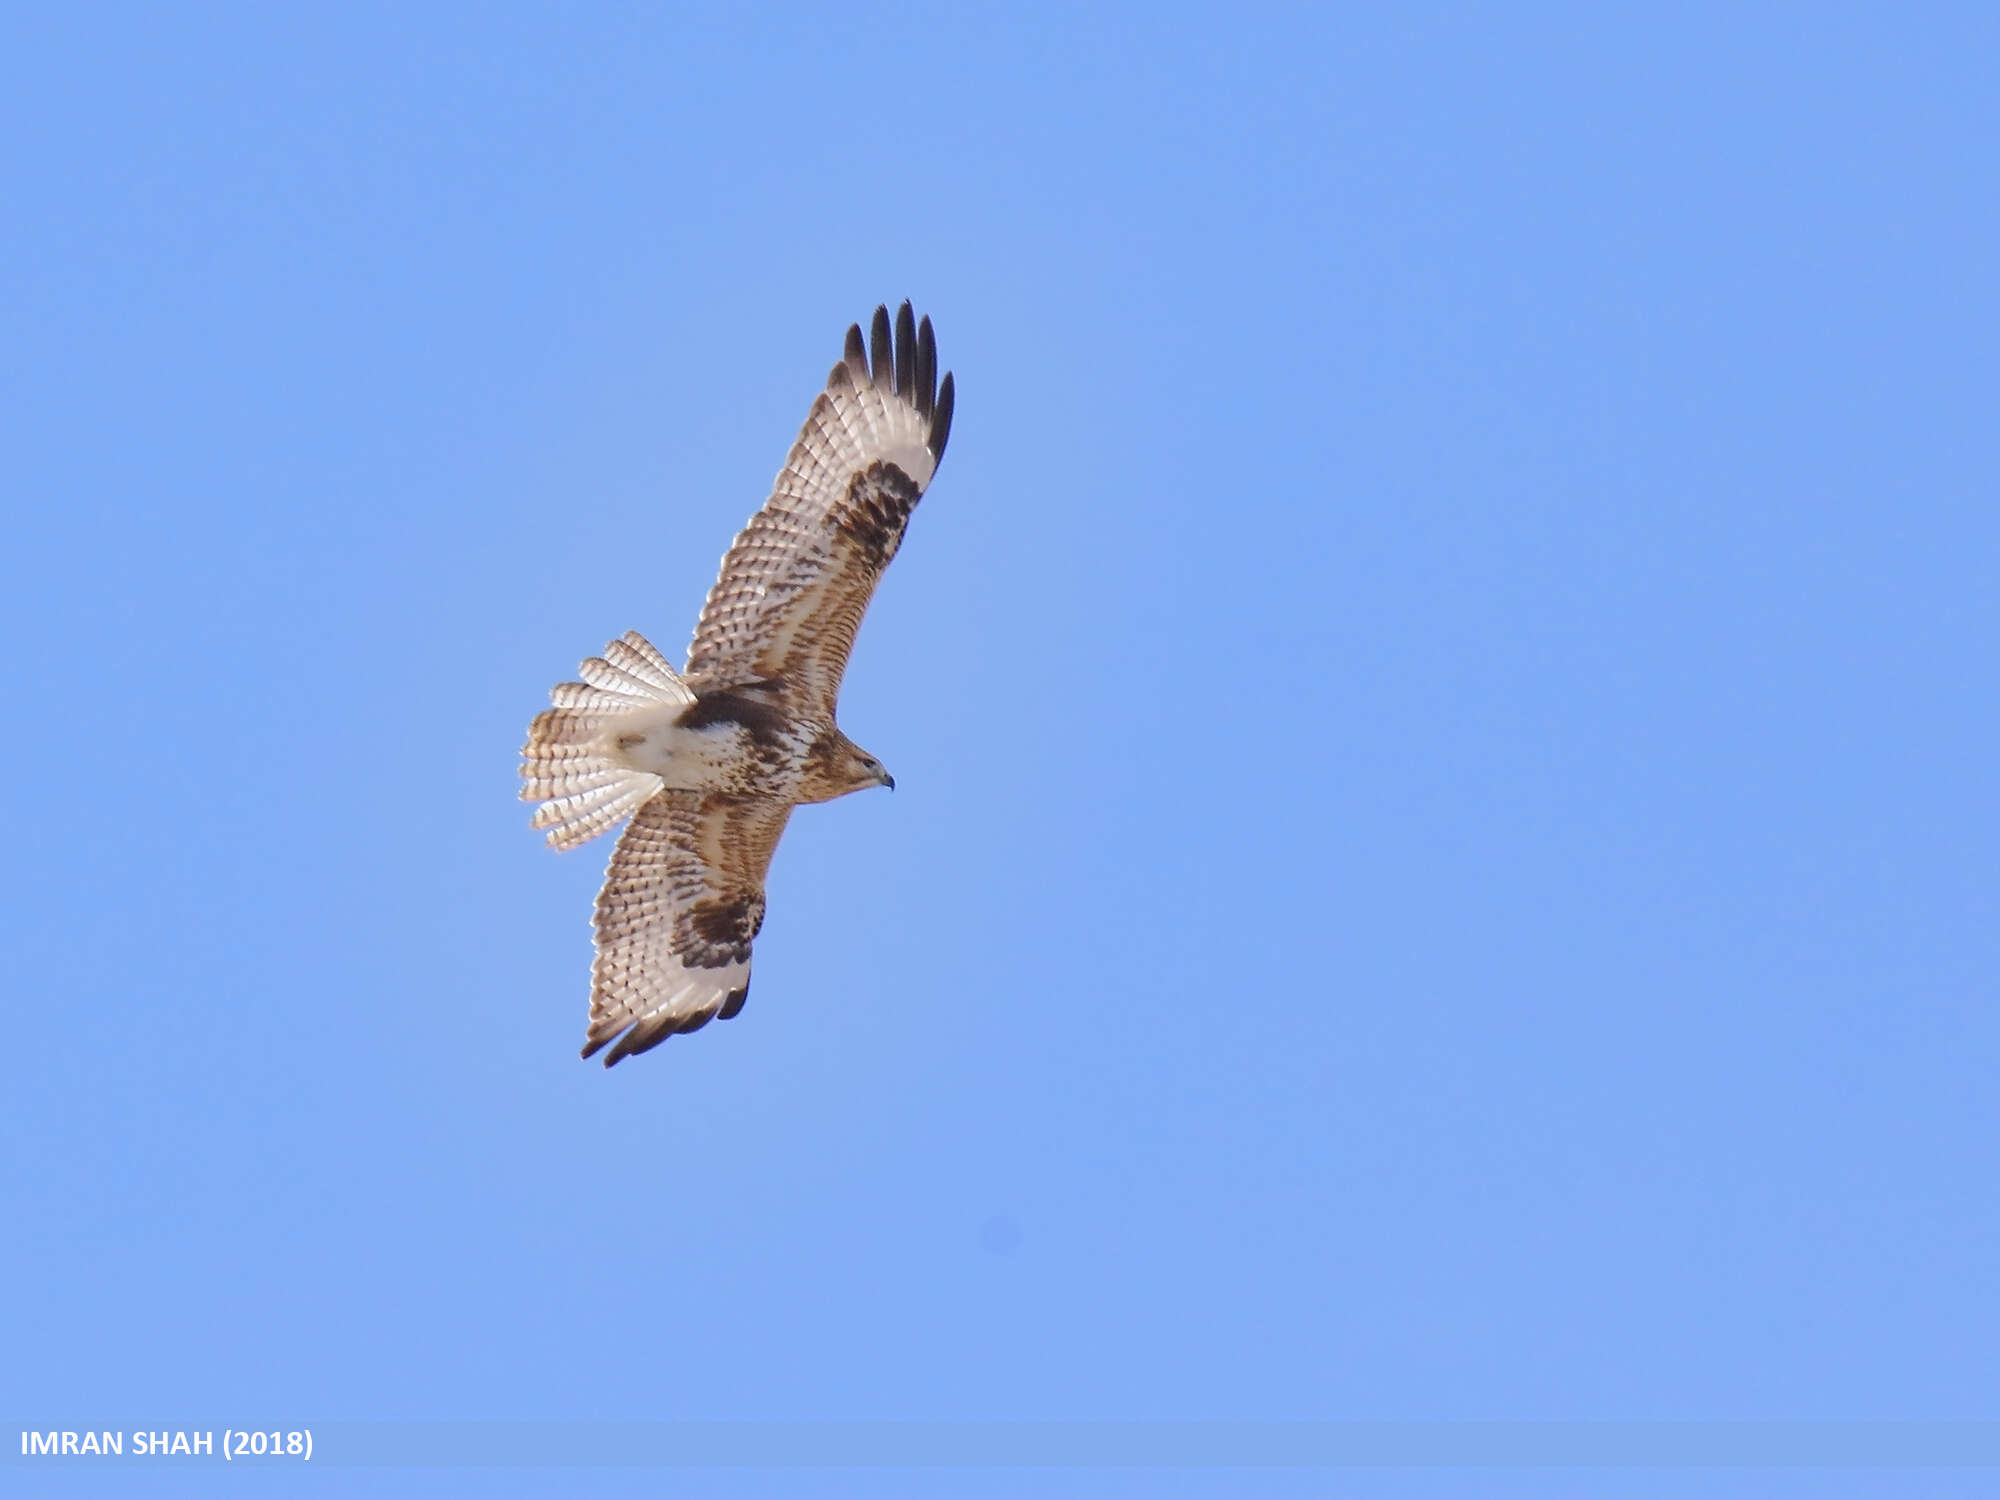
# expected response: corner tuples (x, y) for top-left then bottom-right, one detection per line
(4, 3), (1996, 1495)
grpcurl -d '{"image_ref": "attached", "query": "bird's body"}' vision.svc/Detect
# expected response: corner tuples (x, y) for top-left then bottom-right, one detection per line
(599, 688), (878, 803)
(520, 303), (954, 1065)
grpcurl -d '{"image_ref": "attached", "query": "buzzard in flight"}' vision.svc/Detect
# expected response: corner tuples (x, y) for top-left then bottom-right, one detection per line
(521, 303), (954, 1065)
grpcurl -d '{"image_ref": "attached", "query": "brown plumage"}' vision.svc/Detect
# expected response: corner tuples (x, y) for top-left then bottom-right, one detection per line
(520, 303), (954, 1065)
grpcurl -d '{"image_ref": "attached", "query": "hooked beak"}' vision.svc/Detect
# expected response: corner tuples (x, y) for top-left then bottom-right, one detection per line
(880, 771), (896, 792)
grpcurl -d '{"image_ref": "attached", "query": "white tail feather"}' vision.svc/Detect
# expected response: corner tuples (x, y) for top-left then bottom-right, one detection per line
(531, 779), (658, 851)
(603, 632), (682, 693)
(520, 765), (632, 801)
(550, 681), (653, 712)
(521, 631), (691, 849)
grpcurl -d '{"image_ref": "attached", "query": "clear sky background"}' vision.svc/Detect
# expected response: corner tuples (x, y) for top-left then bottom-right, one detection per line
(4, 4), (1996, 1497)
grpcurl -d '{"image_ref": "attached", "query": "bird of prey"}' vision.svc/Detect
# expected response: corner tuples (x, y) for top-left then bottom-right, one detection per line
(520, 303), (955, 1065)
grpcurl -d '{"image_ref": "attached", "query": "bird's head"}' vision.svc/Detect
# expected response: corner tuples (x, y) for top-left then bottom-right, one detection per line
(846, 745), (895, 794)
(801, 729), (896, 802)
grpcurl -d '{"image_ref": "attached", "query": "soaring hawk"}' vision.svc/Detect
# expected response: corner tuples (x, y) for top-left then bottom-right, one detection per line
(520, 303), (954, 1065)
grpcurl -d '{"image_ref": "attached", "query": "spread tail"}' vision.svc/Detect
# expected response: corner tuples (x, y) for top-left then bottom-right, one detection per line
(520, 630), (692, 850)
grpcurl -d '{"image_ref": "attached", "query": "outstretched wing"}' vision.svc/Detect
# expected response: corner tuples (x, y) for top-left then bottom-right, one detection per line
(584, 790), (794, 1066)
(684, 301), (955, 717)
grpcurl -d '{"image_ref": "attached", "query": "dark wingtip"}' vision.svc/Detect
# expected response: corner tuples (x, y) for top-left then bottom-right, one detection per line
(914, 316), (937, 420)
(587, 1028), (635, 1066)
(869, 305), (894, 390)
(844, 302), (949, 460)
(598, 1001), (735, 1064)
(893, 302), (917, 401)
(929, 370), (955, 463)
(600, 1028), (641, 1065)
